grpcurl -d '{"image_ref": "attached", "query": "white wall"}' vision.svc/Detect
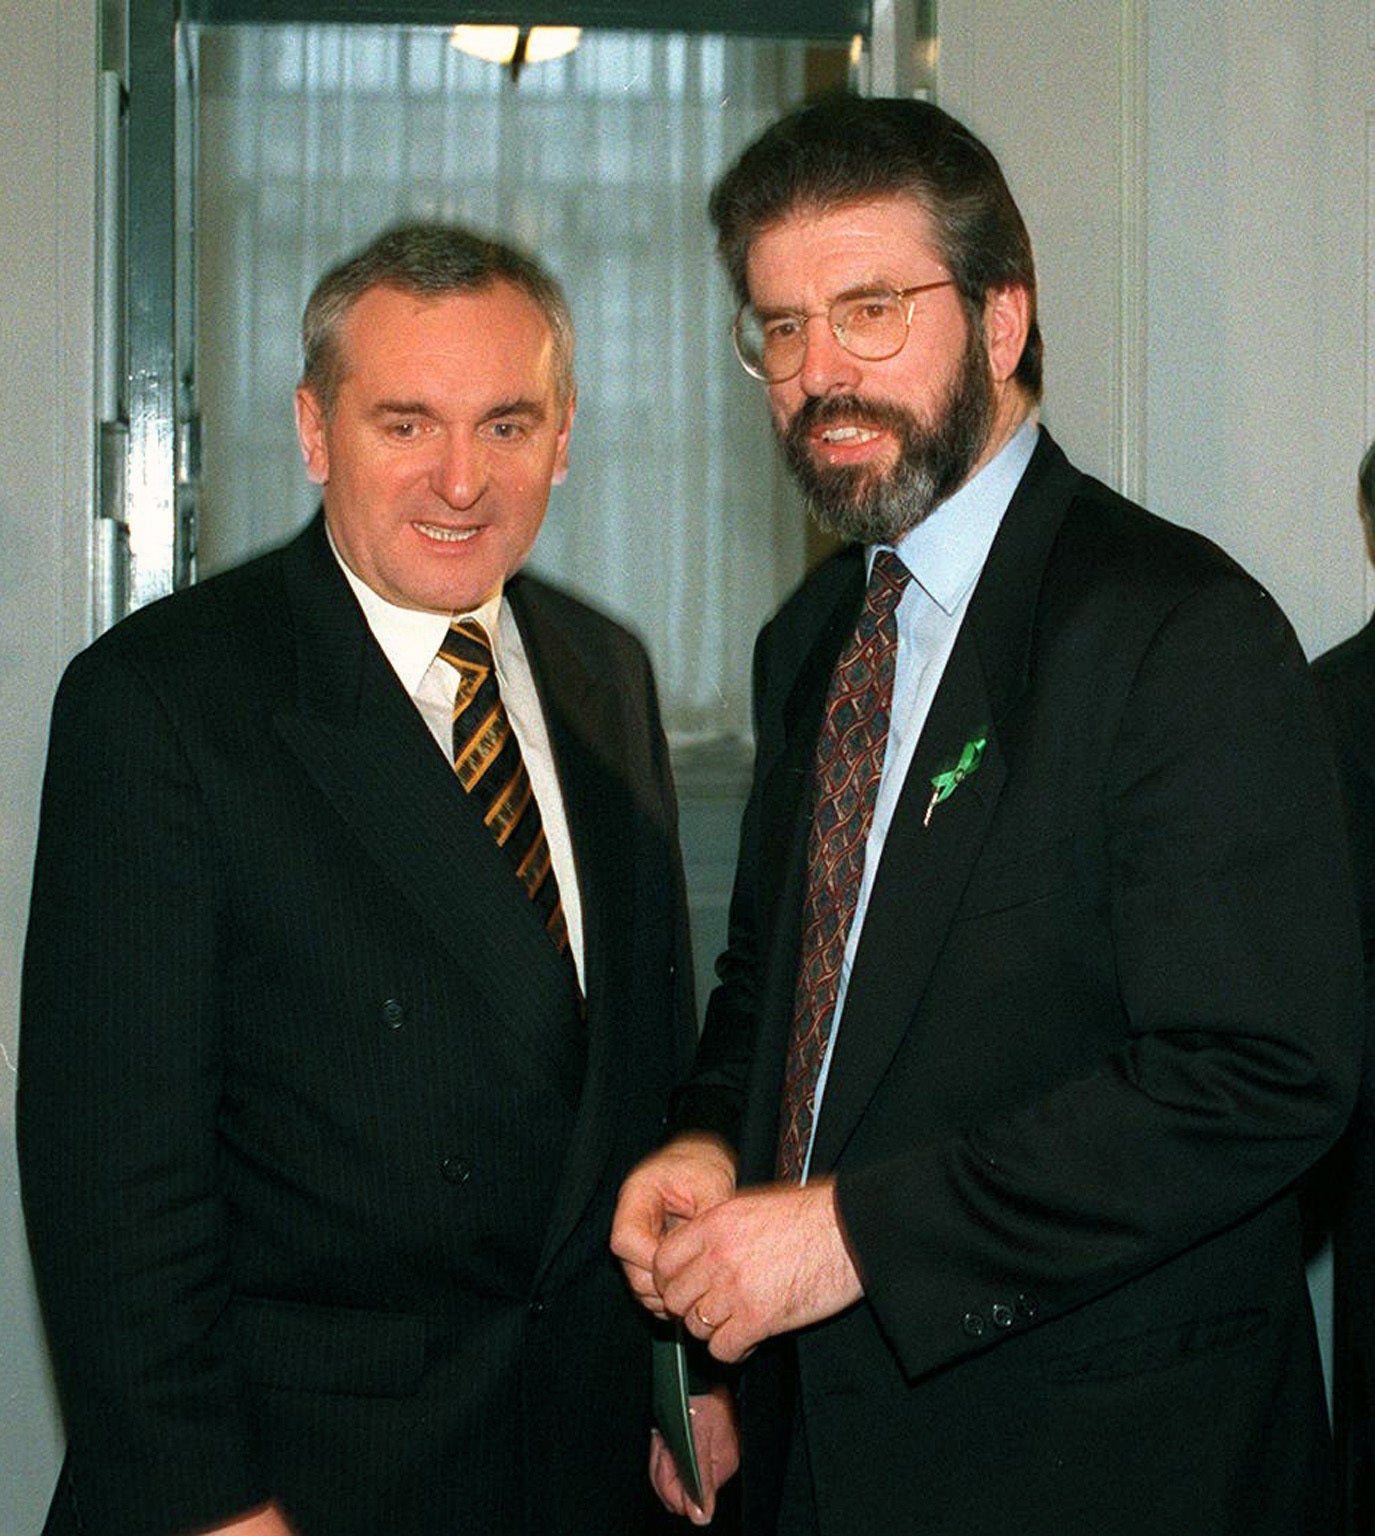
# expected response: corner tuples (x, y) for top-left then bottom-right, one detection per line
(939, 0), (1145, 503)
(1144, 0), (1371, 657)
(0, 3), (96, 1531)
(940, 0), (1370, 660)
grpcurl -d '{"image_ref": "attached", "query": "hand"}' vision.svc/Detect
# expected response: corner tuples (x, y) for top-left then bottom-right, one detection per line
(649, 1384), (739, 1526)
(611, 1134), (738, 1317)
(197, 1503), (297, 1535)
(652, 1178), (863, 1362)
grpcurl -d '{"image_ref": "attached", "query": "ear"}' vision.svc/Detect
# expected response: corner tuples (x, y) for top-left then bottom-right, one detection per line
(982, 284), (1032, 386)
(551, 388), (576, 487)
(294, 385), (330, 485)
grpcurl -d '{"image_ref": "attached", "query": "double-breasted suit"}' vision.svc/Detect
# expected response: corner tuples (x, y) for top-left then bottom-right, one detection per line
(677, 432), (1362, 1534)
(19, 515), (695, 1536)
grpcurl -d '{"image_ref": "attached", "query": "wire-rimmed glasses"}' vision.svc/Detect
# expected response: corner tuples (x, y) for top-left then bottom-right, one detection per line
(731, 279), (957, 383)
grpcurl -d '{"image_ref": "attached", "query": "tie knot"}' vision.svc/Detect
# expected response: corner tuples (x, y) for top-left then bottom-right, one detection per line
(438, 618), (494, 671)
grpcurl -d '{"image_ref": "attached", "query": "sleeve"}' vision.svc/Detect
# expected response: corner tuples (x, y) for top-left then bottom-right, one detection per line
(668, 624), (781, 1151)
(17, 645), (269, 1536)
(836, 575), (1363, 1380)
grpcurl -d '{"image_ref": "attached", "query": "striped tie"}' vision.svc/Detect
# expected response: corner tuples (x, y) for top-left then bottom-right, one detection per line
(437, 618), (572, 961)
(776, 549), (911, 1180)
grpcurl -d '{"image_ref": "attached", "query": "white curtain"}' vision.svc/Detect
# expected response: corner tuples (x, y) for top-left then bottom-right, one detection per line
(196, 26), (812, 745)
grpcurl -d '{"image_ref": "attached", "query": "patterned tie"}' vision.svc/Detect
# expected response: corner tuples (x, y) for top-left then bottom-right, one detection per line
(437, 619), (572, 962)
(777, 549), (912, 1180)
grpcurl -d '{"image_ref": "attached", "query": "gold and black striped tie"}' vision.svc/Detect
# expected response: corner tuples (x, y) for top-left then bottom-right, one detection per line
(437, 618), (572, 960)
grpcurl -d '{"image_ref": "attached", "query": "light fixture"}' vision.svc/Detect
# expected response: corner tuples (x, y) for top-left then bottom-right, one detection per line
(450, 24), (582, 83)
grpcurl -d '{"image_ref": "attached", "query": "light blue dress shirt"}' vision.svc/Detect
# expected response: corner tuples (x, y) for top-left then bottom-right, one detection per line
(801, 417), (1040, 1180)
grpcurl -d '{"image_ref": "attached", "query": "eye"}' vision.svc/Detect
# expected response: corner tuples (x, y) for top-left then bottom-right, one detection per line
(762, 315), (803, 343)
(485, 418), (530, 443)
(841, 294), (901, 330)
(384, 418), (421, 441)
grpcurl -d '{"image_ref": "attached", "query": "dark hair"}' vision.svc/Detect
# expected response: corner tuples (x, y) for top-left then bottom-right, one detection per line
(300, 221), (575, 412)
(1361, 440), (1375, 532)
(709, 95), (1042, 399)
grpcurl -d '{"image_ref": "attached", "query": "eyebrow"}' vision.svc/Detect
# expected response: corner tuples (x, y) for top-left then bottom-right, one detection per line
(372, 399), (439, 419)
(751, 281), (905, 318)
(370, 398), (548, 423)
(480, 398), (548, 424)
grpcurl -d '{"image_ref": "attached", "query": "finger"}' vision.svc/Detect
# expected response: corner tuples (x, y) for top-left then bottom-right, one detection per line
(653, 1234), (713, 1308)
(648, 1431), (694, 1518)
(652, 1211), (708, 1277)
(620, 1261), (666, 1307)
(707, 1314), (759, 1365)
(680, 1296), (719, 1343)
(657, 1253), (721, 1324)
(610, 1193), (663, 1270)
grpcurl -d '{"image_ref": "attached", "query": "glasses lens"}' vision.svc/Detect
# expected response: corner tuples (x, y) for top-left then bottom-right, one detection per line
(733, 305), (799, 382)
(733, 289), (916, 381)
(831, 291), (909, 361)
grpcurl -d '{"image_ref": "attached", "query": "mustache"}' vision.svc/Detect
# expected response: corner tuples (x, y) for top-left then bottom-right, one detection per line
(785, 393), (919, 446)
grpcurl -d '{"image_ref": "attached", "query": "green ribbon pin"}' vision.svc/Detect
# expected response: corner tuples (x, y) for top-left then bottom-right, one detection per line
(924, 736), (988, 827)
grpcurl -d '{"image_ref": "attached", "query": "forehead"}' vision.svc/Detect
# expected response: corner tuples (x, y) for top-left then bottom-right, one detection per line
(336, 279), (557, 401)
(744, 195), (945, 306)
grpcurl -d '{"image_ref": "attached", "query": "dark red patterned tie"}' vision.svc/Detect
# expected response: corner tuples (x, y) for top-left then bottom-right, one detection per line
(777, 549), (911, 1179)
(438, 619), (572, 962)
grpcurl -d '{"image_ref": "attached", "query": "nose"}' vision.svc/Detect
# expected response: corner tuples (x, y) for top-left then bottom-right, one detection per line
(795, 313), (863, 397)
(431, 432), (486, 510)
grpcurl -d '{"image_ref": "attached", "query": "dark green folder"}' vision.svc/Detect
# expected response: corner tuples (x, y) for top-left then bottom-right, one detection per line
(652, 1324), (704, 1509)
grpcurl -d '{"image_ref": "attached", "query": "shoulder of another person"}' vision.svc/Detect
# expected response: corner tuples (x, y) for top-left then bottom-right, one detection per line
(508, 570), (647, 667)
(1314, 615), (1375, 687)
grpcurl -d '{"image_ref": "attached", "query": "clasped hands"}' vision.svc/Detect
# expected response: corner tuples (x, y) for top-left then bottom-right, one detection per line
(610, 1132), (865, 1365)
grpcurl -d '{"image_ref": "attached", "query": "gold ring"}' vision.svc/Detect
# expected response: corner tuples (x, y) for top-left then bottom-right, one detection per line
(693, 1302), (717, 1331)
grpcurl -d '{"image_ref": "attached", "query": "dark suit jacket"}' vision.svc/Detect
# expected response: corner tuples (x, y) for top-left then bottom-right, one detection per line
(1313, 617), (1375, 1534)
(18, 515), (696, 1536)
(676, 433), (1363, 1535)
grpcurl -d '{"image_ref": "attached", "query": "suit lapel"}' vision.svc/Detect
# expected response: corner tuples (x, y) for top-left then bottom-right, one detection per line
(809, 433), (1083, 1170)
(272, 521), (585, 1098)
(504, 576), (634, 1277)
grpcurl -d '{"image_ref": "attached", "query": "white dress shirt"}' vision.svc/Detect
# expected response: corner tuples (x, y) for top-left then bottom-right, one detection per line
(330, 540), (586, 987)
(802, 417), (1040, 1178)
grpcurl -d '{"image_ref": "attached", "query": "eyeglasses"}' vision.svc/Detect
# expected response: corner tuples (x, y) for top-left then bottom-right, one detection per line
(731, 279), (957, 383)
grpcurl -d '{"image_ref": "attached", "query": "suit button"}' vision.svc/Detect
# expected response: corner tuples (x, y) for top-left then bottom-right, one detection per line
(528, 1299), (545, 1319)
(381, 998), (405, 1029)
(992, 1303), (1014, 1329)
(440, 1157), (471, 1185)
(1015, 1293), (1040, 1321)
(962, 1312), (986, 1338)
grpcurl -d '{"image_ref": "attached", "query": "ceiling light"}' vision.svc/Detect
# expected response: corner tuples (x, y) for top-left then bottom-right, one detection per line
(450, 25), (582, 69)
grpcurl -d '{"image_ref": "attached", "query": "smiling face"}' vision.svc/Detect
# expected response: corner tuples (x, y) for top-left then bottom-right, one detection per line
(295, 279), (574, 614)
(744, 195), (1031, 542)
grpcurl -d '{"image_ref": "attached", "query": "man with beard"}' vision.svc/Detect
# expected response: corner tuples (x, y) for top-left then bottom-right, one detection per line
(612, 97), (1362, 1534)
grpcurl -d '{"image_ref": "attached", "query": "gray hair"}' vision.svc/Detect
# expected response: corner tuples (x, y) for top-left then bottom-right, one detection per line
(300, 221), (575, 412)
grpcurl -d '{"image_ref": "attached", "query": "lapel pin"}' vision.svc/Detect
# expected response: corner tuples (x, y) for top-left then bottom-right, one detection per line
(924, 735), (988, 828)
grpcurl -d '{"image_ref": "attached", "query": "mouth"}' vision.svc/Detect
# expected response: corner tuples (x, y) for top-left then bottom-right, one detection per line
(414, 521), (480, 544)
(806, 418), (893, 469)
(816, 424), (883, 448)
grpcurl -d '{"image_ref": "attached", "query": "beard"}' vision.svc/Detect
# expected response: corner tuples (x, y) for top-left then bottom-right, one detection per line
(781, 324), (996, 545)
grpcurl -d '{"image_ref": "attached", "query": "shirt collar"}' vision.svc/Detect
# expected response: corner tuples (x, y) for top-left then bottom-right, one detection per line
(874, 415), (1039, 616)
(326, 523), (505, 694)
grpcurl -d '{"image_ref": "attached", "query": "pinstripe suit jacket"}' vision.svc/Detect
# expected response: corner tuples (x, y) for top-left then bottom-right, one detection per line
(19, 515), (695, 1536)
